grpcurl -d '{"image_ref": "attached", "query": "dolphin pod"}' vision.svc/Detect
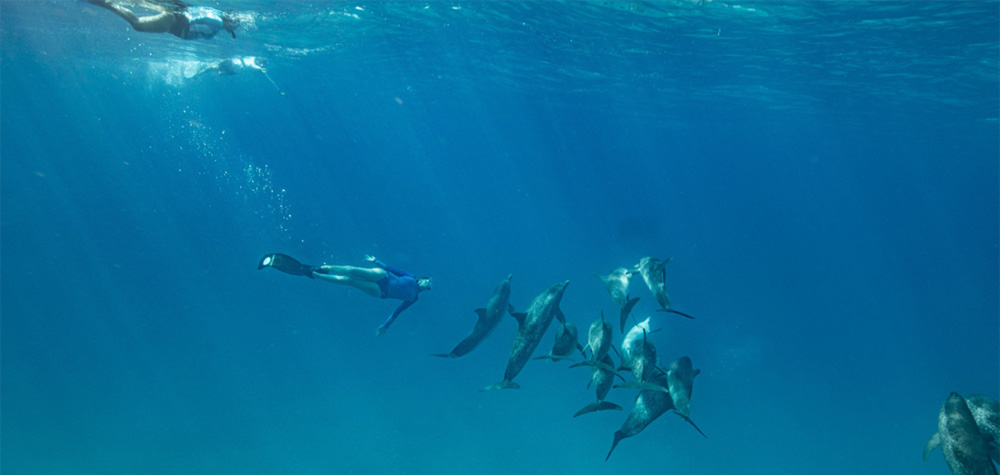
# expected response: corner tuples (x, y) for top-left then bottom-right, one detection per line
(432, 274), (513, 358)
(435, 254), (711, 459)
(924, 392), (999, 475)
(481, 280), (570, 391)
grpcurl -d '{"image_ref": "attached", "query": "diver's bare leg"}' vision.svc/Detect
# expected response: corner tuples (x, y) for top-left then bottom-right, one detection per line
(318, 265), (387, 282)
(312, 274), (382, 298)
(91, 1), (176, 33)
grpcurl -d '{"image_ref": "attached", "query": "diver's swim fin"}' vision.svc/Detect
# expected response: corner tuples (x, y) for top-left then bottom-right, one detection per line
(258, 253), (317, 277)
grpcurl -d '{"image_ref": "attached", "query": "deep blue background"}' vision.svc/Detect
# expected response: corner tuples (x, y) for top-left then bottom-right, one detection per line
(3, 1), (998, 474)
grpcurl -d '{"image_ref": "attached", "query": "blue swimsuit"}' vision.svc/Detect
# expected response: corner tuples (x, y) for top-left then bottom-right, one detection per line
(373, 260), (420, 331)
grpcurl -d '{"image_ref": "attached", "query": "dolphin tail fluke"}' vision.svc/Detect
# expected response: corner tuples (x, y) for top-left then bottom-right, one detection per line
(613, 381), (670, 393)
(480, 380), (520, 391)
(676, 413), (708, 438)
(658, 308), (695, 319)
(605, 431), (626, 461)
(574, 401), (622, 418)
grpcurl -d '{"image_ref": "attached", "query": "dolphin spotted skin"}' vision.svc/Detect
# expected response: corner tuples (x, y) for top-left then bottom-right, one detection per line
(572, 352), (624, 417)
(923, 392), (997, 475)
(432, 274), (512, 358)
(666, 356), (707, 438)
(620, 317), (652, 370)
(595, 267), (633, 309)
(482, 281), (570, 391)
(636, 256), (694, 319)
(534, 321), (585, 361)
(964, 394), (1000, 449)
(605, 373), (674, 461)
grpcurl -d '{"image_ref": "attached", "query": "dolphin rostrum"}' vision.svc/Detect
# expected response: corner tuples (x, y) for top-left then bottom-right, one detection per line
(481, 280), (570, 391)
(605, 372), (674, 461)
(636, 256), (694, 319)
(923, 392), (997, 475)
(432, 274), (512, 358)
(666, 356), (707, 438)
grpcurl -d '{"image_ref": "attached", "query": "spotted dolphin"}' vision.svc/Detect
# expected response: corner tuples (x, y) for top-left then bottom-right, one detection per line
(583, 312), (613, 363)
(572, 352), (624, 417)
(615, 318), (667, 393)
(635, 256), (694, 319)
(595, 267), (633, 309)
(432, 274), (512, 358)
(923, 392), (997, 475)
(605, 372), (674, 461)
(534, 321), (585, 361)
(666, 356), (707, 438)
(481, 280), (570, 391)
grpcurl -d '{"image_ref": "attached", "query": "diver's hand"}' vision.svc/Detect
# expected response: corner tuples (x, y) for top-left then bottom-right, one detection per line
(364, 255), (376, 263)
(375, 324), (388, 337)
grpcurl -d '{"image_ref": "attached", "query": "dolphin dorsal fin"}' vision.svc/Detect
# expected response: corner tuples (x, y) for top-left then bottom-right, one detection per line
(474, 308), (487, 322)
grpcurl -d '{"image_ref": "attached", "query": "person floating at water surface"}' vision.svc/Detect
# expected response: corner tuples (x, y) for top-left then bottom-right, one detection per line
(258, 253), (432, 336)
(88, 0), (240, 40)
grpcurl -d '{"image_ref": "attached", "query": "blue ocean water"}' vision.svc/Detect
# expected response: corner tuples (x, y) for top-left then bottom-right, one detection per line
(2, 1), (998, 473)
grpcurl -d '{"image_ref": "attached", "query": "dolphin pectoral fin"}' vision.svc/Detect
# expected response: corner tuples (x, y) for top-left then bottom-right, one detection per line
(555, 308), (566, 325)
(658, 308), (695, 319)
(574, 401), (623, 418)
(576, 343), (587, 358)
(922, 432), (941, 461)
(675, 412), (708, 438)
(570, 360), (619, 374)
(429, 352), (456, 358)
(613, 381), (669, 393)
(480, 380), (520, 391)
(509, 311), (527, 326)
(533, 354), (574, 362)
(606, 430), (626, 461)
